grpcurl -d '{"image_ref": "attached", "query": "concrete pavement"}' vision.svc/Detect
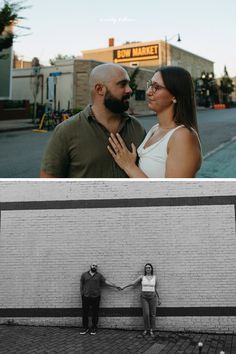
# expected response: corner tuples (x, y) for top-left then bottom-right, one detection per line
(197, 137), (236, 178)
(0, 119), (35, 133)
(0, 325), (235, 353)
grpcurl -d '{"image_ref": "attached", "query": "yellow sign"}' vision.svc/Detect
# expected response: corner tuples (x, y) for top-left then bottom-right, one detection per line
(113, 44), (159, 63)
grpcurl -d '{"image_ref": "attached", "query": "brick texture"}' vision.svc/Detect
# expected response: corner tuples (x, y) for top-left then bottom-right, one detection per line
(0, 181), (236, 332)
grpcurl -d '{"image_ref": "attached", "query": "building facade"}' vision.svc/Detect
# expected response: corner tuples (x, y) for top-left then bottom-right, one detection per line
(8, 40), (217, 117)
(82, 39), (214, 79)
(11, 59), (154, 116)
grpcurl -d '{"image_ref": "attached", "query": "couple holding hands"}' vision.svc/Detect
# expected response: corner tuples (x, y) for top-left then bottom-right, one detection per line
(80, 263), (161, 337)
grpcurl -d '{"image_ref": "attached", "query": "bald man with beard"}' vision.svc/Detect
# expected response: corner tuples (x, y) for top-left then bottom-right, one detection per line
(40, 63), (146, 178)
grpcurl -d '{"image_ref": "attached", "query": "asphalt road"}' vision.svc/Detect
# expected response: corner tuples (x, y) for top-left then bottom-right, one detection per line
(0, 108), (236, 178)
(0, 130), (51, 178)
(138, 108), (236, 157)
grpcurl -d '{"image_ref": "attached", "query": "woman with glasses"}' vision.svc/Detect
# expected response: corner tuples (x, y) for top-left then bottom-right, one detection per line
(121, 263), (161, 337)
(107, 66), (202, 178)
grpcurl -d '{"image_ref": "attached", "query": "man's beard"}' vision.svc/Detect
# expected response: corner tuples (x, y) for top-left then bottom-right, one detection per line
(91, 267), (97, 273)
(104, 90), (130, 114)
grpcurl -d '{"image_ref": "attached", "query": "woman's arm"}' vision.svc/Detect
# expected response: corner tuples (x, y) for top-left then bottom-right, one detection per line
(107, 133), (148, 178)
(155, 279), (161, 305)
(122, 275), (142, 290)
(165, 128), (202, 178)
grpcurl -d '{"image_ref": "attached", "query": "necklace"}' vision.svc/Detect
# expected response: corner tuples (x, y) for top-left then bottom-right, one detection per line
(158, 125), (176, 131)
(146, 275), (153, 280)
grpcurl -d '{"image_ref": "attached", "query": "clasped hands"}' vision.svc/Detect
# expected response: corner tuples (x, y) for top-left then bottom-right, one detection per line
(115, 286), (125, 291)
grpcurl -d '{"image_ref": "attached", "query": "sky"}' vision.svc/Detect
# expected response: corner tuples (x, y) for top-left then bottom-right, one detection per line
(5, 0), (236, 77)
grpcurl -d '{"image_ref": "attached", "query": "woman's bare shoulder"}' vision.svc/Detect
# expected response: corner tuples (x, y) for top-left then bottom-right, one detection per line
(171, 126), (200, 145)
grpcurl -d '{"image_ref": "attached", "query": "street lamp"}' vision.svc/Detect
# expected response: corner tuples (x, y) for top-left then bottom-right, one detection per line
(198, 71), (216, 107)
(164, 33), (181, 65)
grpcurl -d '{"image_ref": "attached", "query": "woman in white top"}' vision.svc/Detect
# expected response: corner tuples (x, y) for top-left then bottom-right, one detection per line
(107, 66), (202, 178)
(121, 263), (161, 337)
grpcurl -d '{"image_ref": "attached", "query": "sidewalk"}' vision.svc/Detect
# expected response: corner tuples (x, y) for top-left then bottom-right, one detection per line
(0, 119), (35, 133)
(197, 138), (236, 178)
(0, 107), (209, 133)
(0, 325), (235, 353)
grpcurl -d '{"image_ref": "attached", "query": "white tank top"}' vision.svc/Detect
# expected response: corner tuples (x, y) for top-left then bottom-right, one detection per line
(141, 275), (156, 292)
(138, 124), (192, 178)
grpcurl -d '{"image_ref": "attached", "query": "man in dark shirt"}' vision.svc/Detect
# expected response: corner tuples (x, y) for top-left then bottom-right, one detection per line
(40, 63), (146, 178)
(80, 263), (120, 335)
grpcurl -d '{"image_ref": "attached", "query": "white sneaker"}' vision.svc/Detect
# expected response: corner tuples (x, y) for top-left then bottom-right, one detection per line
(80, 328), (89, 335)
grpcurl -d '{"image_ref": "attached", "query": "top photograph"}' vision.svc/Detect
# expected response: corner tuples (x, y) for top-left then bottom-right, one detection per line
(1, 0), (235, 178)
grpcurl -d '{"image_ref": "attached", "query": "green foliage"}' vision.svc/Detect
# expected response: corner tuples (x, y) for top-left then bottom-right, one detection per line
(49, 54), (76, 66)
(0, 31), (13, 49)
(72, 106), (83, 115)
(129, 66), (140, 96)
(220, 66), (234, 95)
(195, 67), (235, 107)
(0, 1), (18, 33)
(0, 0), (29, 52)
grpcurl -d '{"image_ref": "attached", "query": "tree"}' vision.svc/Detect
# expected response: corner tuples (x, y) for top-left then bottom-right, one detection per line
(0, 0), (29, 60)
(49, 54), (75, 66)
(220, 66), (234, 107)
(129, 66), (140, 96)
(127, 66), (140, 114)
(195, 71), (219, 107)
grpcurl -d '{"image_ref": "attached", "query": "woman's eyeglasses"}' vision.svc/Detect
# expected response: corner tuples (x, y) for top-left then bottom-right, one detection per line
(146, 80), (166, 93)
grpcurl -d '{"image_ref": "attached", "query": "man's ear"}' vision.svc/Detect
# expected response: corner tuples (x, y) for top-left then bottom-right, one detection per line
(95, 83), (105, 96)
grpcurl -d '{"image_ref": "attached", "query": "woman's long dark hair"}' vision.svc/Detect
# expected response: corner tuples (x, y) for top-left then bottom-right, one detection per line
(157, 66), (199, 134)
(144, 263), (154, 275)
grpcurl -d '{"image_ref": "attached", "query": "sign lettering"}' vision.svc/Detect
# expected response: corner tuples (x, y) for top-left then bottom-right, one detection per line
(114, 44), (159, 63)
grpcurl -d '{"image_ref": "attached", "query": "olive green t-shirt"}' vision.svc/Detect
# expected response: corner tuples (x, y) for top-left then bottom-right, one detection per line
(41, 105), (146, 178)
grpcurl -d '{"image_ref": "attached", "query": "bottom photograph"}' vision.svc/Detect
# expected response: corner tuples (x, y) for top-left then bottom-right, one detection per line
(0, 180), (235, 353)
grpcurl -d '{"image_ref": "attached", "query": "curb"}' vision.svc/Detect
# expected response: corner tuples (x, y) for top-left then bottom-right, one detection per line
(0, 126), (35, 133)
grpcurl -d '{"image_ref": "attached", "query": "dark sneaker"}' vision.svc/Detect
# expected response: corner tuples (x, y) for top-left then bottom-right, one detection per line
(80, 328), (89, 335)
(150, 330), (155, 338)
(142, 330), (148, 337)
(90, 328), (97, 335)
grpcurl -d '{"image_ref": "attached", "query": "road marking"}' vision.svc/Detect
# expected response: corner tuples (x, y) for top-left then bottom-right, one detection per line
(203, 136), (236, 160)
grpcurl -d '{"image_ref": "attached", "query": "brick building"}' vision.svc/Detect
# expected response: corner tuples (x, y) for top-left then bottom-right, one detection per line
(0, 181), (235, 333)
(82, 38), (214, 79)
(11, 59), (154, 116)
(9, 39), (218, 116)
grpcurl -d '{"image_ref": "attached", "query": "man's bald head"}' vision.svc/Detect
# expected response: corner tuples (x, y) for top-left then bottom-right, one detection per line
(89, 63), (128, 92)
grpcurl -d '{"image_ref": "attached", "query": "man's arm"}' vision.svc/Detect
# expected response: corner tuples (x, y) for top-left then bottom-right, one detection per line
(104, 279), (121, 290)
(40, 125), (69, 178)
(80, 275), (84, 297)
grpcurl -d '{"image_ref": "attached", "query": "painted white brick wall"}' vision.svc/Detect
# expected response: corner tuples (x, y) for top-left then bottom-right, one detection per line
(0, 180), (236, 202)
(0, 181), (236, 332)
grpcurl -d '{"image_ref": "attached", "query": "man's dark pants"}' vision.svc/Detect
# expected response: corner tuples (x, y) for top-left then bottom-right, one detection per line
(82, 295), (101, 329)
